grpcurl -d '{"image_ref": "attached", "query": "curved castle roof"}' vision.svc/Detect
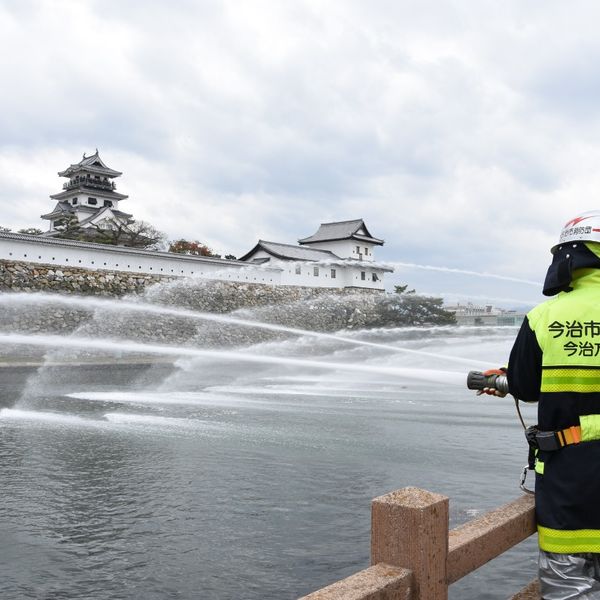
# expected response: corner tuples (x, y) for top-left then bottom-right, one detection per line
(298, 219), (384, 245)
(239, 240), (341, 262)
(58, 150), (122, 178)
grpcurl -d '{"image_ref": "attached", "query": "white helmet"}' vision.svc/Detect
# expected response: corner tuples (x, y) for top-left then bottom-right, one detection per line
(554, 210), (600, 252)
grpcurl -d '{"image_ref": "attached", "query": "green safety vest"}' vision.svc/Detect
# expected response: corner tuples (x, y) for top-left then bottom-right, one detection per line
(527, 267), (600, 553)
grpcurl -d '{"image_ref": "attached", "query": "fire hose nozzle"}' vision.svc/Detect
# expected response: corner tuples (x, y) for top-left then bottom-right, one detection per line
(467, 370), (510, 394)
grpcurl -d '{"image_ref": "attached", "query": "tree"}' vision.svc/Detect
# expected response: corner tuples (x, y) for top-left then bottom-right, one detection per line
(53, 214), (82, 239)
(376, 284), (456, 326)
(394, 284), (415, 295)
(168, 239), (216, 256)
(53, 215), (167, 250)
(0, 226), (11, 233)
(17, 228), (42, 235)
(88, 219), (168, 250)
(224, 254), (237, 260)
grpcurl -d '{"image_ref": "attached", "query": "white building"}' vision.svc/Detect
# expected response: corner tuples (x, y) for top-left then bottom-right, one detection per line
(41, 150), (132, 235)
(0, 224), (391, 290)
(298, 219), (383, 261)
(444, 302), (500, 317)
(239, 219), (392, 290)
(445, 302), (526, 326)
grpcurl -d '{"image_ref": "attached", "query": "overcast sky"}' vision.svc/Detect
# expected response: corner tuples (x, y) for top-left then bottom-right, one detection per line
(2, 0), (599, 307)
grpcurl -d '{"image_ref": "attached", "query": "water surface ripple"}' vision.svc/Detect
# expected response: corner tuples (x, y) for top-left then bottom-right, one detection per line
(0, 324), (537, 599)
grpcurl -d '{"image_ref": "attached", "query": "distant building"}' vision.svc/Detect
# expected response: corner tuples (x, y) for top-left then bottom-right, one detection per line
(41, 150), (133, 236)
(445, 302), (526, 326)
(239, 219), (392, 290)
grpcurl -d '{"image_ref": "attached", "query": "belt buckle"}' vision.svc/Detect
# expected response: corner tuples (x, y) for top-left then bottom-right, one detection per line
(525, 425), (539, 449)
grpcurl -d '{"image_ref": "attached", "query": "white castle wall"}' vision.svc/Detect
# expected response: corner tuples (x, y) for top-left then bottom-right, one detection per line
(241, 249), (386, 290)
(0, 233), (280, 285)
(0, 233), (387, 290)
(278, 261), (386, 290)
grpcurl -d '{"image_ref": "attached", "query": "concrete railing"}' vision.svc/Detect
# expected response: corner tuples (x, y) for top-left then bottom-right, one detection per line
(299, 487), (539, 600)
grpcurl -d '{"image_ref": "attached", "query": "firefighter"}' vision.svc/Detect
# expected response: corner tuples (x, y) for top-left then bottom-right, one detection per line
(484, 210), (600, 598)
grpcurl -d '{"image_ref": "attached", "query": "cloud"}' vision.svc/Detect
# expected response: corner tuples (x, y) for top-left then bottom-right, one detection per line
(1, 0), (599, 304)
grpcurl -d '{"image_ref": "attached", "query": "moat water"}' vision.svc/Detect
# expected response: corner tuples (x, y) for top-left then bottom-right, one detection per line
(0, 294), (537, 599)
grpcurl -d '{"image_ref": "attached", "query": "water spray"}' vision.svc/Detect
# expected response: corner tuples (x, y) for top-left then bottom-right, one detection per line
(0, 333), (467, 387)
(388, 262), (539, 286)
(0, 292), (484, 367)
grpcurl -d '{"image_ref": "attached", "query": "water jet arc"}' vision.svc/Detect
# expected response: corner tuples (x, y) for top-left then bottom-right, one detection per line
(0, 333), (466, 387)
(0, 292), (483, 367)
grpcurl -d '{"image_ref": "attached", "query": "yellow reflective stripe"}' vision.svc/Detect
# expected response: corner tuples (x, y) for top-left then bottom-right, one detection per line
(534, 460), (544, 475)
(538, 526), (600, 553)
(541, 368), (600, 392)
(580, 414), (600, 442)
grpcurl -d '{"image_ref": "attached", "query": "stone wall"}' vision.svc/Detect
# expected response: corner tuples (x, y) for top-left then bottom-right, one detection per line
(0, 259), (172, 295)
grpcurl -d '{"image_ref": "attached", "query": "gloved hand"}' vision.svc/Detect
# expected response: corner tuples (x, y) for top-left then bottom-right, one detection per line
(476, 368), (507, 397)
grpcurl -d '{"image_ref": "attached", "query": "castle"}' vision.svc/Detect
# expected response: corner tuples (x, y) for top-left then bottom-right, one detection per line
(42, 150), (132, 237)
(1, 151), (392, 291)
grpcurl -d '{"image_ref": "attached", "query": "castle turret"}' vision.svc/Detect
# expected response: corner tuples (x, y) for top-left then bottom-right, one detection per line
(298, 219), (384, 261)
(41, 150), (132, 234)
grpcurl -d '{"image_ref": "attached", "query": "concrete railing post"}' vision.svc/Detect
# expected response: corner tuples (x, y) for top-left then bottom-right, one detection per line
(371, 487), (449, 600)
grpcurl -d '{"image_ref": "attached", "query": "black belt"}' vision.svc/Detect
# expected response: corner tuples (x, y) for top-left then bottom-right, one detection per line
(525, 425), (582, 452)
